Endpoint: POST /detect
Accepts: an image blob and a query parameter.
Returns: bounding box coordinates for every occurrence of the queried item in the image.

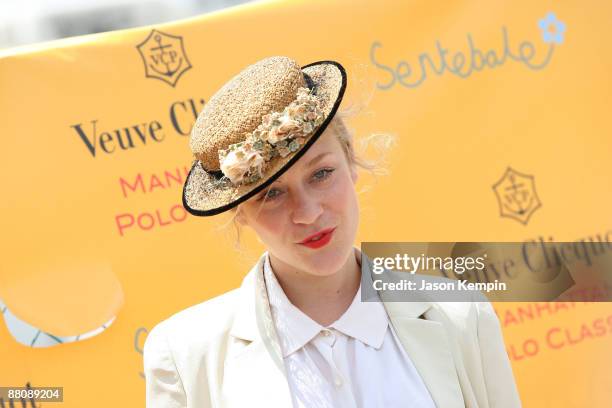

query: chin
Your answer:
[297,241,353,276]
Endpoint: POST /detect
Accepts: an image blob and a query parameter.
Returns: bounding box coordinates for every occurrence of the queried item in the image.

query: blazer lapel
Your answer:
[385,304,466,408]
[223,254,293,408]
[360,249,466,408]
[224,248,469,408]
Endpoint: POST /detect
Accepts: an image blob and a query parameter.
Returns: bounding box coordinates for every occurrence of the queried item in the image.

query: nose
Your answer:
[291,188,323,225]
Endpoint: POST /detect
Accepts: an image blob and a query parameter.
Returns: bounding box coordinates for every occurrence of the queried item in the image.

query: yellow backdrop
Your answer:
[1,0,610,406]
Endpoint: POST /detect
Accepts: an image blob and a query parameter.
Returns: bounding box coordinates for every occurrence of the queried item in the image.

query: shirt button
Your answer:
[321,329,331,337]
[334,377,343,388]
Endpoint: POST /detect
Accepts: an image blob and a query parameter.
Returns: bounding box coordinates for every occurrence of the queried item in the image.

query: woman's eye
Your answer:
[313,168,335,182]
[257,169,334,201]
[259,188,283,201]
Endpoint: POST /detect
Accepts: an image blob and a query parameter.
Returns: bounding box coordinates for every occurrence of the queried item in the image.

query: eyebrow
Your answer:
[271,151,332,184]
[307,151,332,167]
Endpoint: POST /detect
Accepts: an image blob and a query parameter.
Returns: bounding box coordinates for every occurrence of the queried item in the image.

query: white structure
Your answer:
[0,0,253,49]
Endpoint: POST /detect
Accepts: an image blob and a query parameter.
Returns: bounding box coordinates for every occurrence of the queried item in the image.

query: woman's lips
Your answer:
[298,227,336,249]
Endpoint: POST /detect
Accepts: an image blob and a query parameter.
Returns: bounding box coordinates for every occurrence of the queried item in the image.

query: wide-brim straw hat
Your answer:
[182,56,347,216]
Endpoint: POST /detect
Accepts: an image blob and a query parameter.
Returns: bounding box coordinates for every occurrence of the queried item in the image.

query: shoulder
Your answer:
[144,288,242,354]
[431,299,496,339]
[424,290,521,406]
[143,288,246,406]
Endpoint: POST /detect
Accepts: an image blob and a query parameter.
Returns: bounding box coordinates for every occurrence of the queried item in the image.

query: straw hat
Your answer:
[182,56,347,216]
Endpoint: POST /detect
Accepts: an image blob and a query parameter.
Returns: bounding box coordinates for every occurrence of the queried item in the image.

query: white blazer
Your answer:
[144,249,522,407]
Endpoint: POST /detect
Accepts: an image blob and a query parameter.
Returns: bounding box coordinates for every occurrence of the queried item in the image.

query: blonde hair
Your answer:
[216,100,397,254]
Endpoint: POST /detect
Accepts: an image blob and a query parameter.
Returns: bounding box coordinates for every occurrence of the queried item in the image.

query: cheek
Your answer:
[249,212,287,244]
[327,172,359,217]
[323,178,359,252]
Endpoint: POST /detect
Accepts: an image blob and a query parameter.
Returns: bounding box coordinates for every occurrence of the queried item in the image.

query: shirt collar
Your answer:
[263,251,389,357]
[264,252,322,357]
[330,284,388,349]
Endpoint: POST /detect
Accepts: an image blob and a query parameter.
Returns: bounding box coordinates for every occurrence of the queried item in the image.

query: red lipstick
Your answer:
[298,227,336,249]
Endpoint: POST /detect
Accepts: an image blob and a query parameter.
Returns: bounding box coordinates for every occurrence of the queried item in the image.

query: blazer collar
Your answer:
[228,248,466,408]
[228,258,261,342]
[224,253,293,408]
[360,248,466,407]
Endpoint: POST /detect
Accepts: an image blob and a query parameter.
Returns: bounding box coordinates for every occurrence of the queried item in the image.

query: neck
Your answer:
[269,248,361,327]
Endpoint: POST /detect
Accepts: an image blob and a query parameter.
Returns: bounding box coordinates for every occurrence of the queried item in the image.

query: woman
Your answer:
[144,56,522,407]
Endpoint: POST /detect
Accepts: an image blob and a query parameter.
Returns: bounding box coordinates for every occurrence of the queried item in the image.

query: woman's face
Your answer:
[236,125,359,276]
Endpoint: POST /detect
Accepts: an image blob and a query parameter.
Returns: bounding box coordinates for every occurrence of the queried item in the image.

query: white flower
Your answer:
[216,86,324,186]
[220,148,264,184]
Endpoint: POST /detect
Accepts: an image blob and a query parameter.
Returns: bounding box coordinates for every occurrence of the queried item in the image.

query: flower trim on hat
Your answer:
[218,87,325,185]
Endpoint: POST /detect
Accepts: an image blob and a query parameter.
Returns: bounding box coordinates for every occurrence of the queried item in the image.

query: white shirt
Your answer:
[263,253,437,408]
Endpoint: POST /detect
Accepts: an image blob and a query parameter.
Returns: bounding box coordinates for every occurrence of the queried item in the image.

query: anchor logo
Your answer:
[136,29,192,87]
[492,167,542,225]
